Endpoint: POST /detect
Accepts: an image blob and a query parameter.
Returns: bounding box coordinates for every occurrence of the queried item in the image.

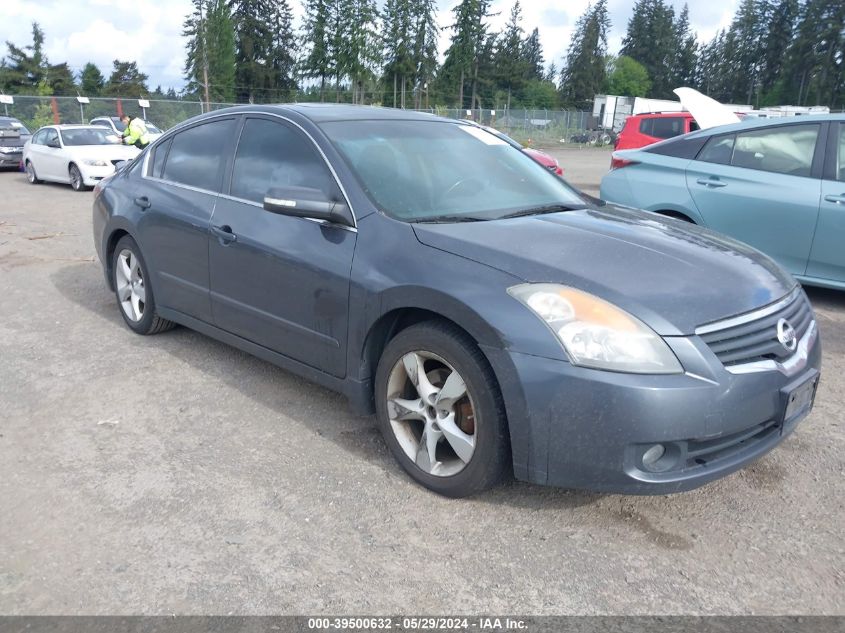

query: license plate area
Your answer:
[781,370,819,433]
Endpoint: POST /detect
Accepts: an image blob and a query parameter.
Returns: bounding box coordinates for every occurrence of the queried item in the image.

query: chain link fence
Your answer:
[2,96,608,147]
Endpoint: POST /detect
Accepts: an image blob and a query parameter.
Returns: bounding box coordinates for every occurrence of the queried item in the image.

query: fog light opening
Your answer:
[642,443,665,468]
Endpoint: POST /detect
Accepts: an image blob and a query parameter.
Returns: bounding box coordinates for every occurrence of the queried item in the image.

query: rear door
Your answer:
[208,115,356,377]
[685,122,823,276]
[807,122,845,283]
[138,116,238,323]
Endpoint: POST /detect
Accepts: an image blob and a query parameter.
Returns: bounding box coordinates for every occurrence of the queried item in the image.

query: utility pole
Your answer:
[199,0,211,111]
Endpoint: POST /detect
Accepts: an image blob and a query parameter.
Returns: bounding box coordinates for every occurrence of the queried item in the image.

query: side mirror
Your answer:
[47,139,60,149]
[113,160,130,171]
[263,186,354,228]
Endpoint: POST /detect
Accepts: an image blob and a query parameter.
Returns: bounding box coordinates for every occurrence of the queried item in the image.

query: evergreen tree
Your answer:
[79,62,104,96]
[410,0,439,108]
[559,0,610,108]
[336,0,380,104]
[494,1,529,109]
[758,0,799,102]
[46,62,76,95]
[778,0,845,106]
[381,0,413,107]
[301,0,334,100]
[522,27,545,82]
[1,22,47,93]
[184,0,237,103]
[673,4,698,89]
[619,0,676,98]
[269,0,298,101]
[722,0,767,104]
[544,61,558,85]
[103,60,150,98]
[229,0,275,102]
[439,0,494,109]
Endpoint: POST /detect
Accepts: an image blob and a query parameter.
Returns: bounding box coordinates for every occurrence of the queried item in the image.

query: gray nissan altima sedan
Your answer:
[93,105,821,497]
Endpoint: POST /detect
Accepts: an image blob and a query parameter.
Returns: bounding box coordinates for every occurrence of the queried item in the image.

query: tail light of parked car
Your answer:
[610,155,639,170]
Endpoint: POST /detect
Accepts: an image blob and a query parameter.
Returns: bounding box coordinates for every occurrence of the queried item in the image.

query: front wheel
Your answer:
[111,235,175,335]
[69,163,88,191]
[375,321,510,497]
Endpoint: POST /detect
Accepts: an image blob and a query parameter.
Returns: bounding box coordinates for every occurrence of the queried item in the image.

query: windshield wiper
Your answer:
[413,215,489,224]
[498,204,581,220]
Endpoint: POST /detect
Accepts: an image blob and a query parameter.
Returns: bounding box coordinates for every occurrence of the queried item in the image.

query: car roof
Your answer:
[682,112,845,139]
[632,111,693,118]
[192,103,449,124]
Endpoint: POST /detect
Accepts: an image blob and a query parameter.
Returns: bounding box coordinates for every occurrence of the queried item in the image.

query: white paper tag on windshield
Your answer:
[458,125,507,145]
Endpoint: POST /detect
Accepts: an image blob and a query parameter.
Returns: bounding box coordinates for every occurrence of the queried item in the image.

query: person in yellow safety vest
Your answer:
[120,113,150,149]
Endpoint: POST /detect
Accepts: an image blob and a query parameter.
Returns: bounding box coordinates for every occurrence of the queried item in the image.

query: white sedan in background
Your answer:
[23,125,139,191]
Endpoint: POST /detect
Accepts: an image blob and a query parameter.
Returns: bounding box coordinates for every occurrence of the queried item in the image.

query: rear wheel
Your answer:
[25,160,42,184]
[375,321,510,497]
[111,235,175,335]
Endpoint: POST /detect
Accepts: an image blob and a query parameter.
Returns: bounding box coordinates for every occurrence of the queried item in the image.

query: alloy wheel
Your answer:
[385,350,477,477]
[115,249,146,322]
[26,162,36,183]
[70,165,82,190]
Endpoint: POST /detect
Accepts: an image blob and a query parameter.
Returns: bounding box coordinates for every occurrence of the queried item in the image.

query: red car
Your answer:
[478,124,564,176]
[614,111,700,151]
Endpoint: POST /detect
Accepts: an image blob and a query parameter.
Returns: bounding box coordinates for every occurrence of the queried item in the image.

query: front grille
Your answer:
[697,289,813,367]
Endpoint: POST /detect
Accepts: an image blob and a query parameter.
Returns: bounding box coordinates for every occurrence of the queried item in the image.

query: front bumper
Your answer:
[484,323,822,494]
[79,163,119,186]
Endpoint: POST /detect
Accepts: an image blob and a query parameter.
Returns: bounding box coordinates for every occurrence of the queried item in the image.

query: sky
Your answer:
[0,0,740,93]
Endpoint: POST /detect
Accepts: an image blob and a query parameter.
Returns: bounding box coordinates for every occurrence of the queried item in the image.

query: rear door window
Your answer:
[162,118,236,192]
[697,135,736,165]
[731,124,820,177]
[639,118,654,137]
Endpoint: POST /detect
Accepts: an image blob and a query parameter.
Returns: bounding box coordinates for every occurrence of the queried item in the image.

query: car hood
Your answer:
[412,206,795,336]
[64,144,139,160]
[673,87,741,129]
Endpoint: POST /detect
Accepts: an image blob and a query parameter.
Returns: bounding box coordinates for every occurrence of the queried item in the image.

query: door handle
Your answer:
[824,194,845,204]
[696,178,727,188]
[134,196,151,209]
[211,224,237,243]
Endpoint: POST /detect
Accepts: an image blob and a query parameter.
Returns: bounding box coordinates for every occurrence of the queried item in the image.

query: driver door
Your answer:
[209,116,356,378]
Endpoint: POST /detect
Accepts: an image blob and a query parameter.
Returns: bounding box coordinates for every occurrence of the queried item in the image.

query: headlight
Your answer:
[82,159,109,166]
[508,283,682,374]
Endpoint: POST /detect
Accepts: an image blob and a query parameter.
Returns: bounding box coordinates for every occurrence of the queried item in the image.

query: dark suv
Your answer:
[0,116,31,169]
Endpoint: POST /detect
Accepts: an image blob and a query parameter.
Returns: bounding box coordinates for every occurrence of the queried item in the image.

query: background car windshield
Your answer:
[321,120,584,221]
[145,122,162,133]
[60,128,115,146]
[1,119,29,134]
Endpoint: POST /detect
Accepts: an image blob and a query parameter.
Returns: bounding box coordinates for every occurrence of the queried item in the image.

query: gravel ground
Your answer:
[0,155,843,615]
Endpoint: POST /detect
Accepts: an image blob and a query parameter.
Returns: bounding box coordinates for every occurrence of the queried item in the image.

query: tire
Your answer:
[111,235,175,335]
[374,320,510,497]
[69,163,88,191]
[25,160,42,184]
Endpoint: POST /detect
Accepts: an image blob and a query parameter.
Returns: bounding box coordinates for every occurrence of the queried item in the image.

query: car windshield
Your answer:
[111,117,126,132]
[0,119,30,134]
[145,122,162,134]
[60,128,116,146]
[321,120,585,222]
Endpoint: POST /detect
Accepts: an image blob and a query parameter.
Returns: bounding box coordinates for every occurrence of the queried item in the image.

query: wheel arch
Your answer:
[103,227,133,290]
[654,208,697,223]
